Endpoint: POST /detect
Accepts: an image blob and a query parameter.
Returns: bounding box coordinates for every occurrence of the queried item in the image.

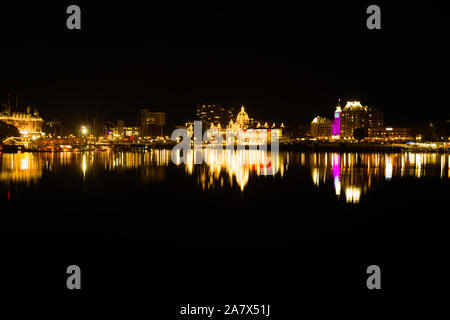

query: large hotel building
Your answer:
[311,100,411,142]
[339,101,383,139]
[0,96,43,136]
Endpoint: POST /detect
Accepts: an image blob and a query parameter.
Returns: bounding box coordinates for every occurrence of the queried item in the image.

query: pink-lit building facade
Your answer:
[331,105,341,138]
[312,100,386,140]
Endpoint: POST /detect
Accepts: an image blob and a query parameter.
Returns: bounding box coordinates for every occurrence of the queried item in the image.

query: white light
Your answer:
[20,157,29,170]
[385,156,393,181]
[345,187,361,203]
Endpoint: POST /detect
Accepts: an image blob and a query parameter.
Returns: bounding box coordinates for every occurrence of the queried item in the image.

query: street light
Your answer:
[80,125,89,150]
[81,125,88,136]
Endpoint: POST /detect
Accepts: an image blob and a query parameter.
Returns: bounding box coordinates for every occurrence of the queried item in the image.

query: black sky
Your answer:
[1,2,449,132]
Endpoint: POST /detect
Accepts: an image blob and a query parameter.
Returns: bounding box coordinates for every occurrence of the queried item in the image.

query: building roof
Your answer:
[311,116,330,124]
[236,106,249,125]
[343,101,364,111]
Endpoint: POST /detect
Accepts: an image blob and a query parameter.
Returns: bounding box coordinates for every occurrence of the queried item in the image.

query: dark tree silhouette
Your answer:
[353,128,367,141]
[0,121,20,140]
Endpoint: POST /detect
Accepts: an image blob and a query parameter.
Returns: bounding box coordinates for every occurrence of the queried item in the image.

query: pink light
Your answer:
[332,111,341,136]
[332,154,341,196]
[332,154,340,179]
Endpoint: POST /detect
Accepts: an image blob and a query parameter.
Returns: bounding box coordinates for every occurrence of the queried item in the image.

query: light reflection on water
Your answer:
[0,153,43,184]
[179,149,285,191]
[305,152,450,203]
[0,150,449,203]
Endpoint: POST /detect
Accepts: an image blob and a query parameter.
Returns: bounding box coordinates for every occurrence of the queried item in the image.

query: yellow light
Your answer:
[345,186,361,203]
[82,153,87,177]
[20,157,29,170]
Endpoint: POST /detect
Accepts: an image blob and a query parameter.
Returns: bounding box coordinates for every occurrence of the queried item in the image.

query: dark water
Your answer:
[0,150,446,297]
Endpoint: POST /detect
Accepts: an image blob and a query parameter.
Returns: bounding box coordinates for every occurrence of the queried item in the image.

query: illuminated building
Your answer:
[366,106,384,129]
[139,109,166,137]
[0,105,43,137]
[196,104,234,129]
[332,101,342,138]
[235,106,250,129]
[340,101,383,139]
[207,122,222,142]
[225,107,282,145]
[201,106,283,146]
[122,126,140,138]
[108,120,140,140]
[340,101,368,139]
[311,116,332,139]
[183,122,194,138]
[367,127,412,142]
[117,120,124,136]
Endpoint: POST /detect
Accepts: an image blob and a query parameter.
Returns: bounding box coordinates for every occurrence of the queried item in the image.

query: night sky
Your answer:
[1,2,449,132]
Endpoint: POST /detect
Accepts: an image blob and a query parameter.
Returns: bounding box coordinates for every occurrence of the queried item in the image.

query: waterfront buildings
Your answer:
[0,112,43,136]
[310,100,412,142]
[311,100,385,140]
[366,106,384,130]
[112,120,140,139]
[338,100,413,141]
[203,106,283,145]
[196,104,235,129]
[339,101,381,139]
[311,116,332,139]
[367,127,411,141]
[139,109,166,137]
[0,96,43,137]
[101,110,166,141]
[226,107,283,145]
[331,104,342,138]
[339,101,367,138]
[339,101,384,139]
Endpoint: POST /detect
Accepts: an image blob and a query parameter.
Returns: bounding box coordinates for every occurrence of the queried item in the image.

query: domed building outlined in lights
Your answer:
[235,106,250,129]
[205,105,284,145]
[225,106,283,145]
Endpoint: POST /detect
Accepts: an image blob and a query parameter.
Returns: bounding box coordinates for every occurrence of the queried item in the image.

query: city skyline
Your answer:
[0,3,448,301]
[1,4,449,129]
[1,93,449,137]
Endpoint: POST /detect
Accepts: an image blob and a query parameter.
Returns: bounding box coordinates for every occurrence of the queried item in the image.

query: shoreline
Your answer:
[1,141,449,153]
[278,142,450,153]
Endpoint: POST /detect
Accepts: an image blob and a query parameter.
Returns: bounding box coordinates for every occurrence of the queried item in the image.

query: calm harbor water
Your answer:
[1,150,449,204]
[1,149,446,296]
